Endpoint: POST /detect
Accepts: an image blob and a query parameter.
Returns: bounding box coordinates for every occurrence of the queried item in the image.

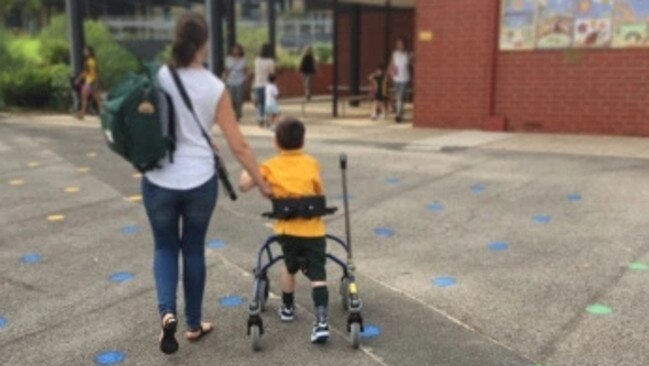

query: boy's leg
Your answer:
[278,236,301,321]
[306,237,329,343]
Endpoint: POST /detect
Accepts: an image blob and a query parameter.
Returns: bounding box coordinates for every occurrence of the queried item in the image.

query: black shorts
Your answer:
[278,235,327,282]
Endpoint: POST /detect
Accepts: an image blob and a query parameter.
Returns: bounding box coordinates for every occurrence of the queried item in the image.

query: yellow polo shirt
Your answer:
[260,150,326,237]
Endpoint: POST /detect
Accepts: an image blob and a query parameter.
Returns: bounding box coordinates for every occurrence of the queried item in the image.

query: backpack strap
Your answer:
[168,66,238,201]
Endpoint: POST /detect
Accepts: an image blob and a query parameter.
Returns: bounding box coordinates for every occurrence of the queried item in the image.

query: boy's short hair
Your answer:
[268,73,277,83]
[275,118,305,150]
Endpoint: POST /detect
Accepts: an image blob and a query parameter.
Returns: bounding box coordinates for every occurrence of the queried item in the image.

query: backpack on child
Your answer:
[99,64,176,173]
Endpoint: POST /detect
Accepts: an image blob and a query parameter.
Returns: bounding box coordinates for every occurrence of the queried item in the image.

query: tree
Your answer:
[0,0,43,20]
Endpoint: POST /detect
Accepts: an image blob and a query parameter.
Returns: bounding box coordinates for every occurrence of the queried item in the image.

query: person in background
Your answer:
[265,74,281,129]
[253,43,276,127]
[145,12,271,355]
[389,37,412,123]
[368,64,389,120]
[75,46,102,120]
[223,43,247,122]
[298,45,316,101]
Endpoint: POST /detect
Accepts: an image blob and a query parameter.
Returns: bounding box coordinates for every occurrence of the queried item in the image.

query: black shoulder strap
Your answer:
[168,66,215,151]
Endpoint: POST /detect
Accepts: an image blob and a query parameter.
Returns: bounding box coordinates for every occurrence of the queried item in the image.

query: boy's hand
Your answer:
[238,171,255,193]
[258,181,273,199]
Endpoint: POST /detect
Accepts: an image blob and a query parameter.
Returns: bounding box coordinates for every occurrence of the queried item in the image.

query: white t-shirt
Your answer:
[265,83,279,107]
[254,57,275,88]
[145,65,225,190]
[392,51,411,83]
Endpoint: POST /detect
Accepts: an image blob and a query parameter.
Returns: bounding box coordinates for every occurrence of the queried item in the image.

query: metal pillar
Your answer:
[384,0,391,62]
[268,0,277,58]
[65,0,85,78]
[349,4,361,104]
[226,0,236,51]
[332,0,339,117]
[207,0,225,76]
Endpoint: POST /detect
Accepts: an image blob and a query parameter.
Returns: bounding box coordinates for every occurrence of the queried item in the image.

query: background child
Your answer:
[265,74,281,128]
[239,118,330,344]
[368,64,389,120]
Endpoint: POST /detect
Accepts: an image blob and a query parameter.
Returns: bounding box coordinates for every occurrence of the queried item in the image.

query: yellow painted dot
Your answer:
[27,162,40,168]
[126,195,142,203]
[9,179,25,186]
[64,187,80,193]
[77,167,90,173]
[86,152,97,158]
[47,214,65,222]
[132,173,143,179]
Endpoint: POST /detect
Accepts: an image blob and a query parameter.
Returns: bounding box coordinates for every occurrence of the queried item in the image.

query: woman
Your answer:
[253,43,275,126]
[143,12,271,355]
[298,45,316,101]
[75,46,102,120]
[223,43,247,121]
[390,37,412,123]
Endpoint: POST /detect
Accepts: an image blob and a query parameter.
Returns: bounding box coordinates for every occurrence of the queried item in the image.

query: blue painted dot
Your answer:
[333,194,354,201]
[373,227,395,238]
[0,316,6,329]
[121,225,140,235]
[385,177,401,185]
[20,252,42,264]
[433,276,456,288]
[488,241,509,252]
[109,272,134,283]
[470,184,486,193]
[360,324,381,339]
[566,193,582,202]
[207,239,226,250]
[427,202,445,213]
[532,215,551,224]
[218,295,244,308]
[95,350,126,365]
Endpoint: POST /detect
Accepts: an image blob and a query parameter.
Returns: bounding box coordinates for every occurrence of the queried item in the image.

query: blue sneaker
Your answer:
[310,320,329,344]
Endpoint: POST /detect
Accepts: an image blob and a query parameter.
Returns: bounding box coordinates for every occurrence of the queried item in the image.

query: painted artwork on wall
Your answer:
[573,0,615,48]
[536,0,575,48]
[612,0,649,47]
[501,0,538,50]
[499,0,649,50]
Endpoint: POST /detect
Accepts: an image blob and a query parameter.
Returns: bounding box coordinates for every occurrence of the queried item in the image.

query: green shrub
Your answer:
[0,64,71,110]
[313,42,333,64]
[1,68,53,108]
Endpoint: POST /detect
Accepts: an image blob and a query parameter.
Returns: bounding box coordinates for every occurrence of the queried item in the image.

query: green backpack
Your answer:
[100,64,175,172]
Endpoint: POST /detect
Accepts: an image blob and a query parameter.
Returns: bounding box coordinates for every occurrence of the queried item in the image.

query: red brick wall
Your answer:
[413,0,500,130]
[413,0,649,136]
[276,64,333,98]
[496,50,649,136]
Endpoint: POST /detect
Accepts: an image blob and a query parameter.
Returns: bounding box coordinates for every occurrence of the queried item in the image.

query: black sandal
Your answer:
[160,314,179,354]
[186,323,213,342]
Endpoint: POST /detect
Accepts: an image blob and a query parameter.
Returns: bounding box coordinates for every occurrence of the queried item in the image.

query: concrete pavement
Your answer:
[2,110,649,365]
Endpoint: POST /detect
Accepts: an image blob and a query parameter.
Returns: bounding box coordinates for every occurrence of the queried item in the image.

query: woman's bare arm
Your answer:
[215,91,272,198]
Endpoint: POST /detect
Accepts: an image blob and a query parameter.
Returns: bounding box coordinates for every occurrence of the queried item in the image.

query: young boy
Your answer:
[239,118,330,344]
[368,64,389,120]
[265,74,281,129]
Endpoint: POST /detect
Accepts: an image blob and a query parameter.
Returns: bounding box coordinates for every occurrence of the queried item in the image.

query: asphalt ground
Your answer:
[1,114,649,366]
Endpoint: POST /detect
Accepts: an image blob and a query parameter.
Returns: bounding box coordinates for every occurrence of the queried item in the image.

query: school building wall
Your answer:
[413,0,649,136]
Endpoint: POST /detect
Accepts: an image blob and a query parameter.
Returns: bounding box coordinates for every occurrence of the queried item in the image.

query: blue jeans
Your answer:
[141,176,218,329]
[255,87,266,121]
[394,82,409,119]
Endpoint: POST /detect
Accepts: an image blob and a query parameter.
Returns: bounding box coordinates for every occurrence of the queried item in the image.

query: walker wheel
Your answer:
[250,325,262,351]
[340,276,351,311]
[349,322,361,349]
